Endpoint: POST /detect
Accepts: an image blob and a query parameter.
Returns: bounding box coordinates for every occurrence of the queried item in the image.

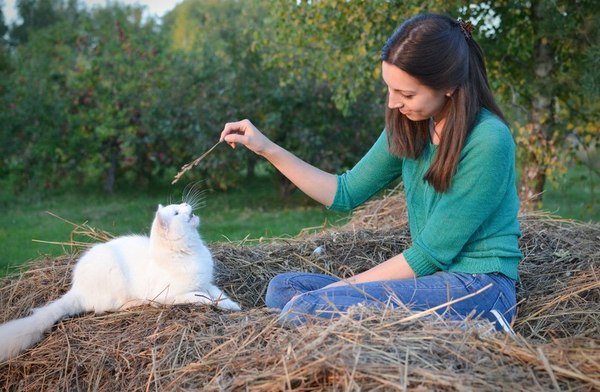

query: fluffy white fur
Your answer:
[0,203,240,362]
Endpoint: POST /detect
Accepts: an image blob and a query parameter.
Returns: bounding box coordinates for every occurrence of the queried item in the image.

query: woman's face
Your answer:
[382,61,450,122]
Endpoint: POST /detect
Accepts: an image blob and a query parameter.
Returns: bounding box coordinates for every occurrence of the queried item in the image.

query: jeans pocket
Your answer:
[451,272,483,290]
[490,274,516,307]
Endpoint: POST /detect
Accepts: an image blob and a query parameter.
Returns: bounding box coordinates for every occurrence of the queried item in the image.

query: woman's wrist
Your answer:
[261,142,292,165]
[258,139,280,159]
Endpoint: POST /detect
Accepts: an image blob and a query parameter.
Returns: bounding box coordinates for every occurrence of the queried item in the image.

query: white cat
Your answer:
[0,202,240,362]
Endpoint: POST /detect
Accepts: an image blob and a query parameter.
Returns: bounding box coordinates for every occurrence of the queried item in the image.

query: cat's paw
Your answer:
[217,298,241,311]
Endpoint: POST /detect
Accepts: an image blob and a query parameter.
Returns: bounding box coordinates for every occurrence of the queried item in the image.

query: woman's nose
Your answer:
[388,98,404,109]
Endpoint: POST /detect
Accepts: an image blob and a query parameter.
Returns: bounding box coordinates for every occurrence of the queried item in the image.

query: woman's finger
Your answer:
[224,132,250,149]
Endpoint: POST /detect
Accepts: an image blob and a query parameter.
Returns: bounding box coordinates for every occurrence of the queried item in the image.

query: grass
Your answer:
[542,163,599,221]
[0,177,350,275]
[0,162,597,276]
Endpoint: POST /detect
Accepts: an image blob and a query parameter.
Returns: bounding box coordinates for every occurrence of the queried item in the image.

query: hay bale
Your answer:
[345,183,408,231]
[331,190,600,341]
[515,214,600,340]
[1,191,599,391]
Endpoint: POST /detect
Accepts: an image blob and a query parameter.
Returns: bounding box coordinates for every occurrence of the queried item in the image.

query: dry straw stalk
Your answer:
[171,141,222,185]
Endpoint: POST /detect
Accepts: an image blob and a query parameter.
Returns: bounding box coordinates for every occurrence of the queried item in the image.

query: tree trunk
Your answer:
[277,173,296,200]
[246,155,257,179]
[518,126,547,209]
[518,1,554,211]
[103,140,119,193]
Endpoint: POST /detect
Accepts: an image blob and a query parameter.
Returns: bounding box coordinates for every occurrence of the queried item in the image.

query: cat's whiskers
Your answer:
[182,181,207,211]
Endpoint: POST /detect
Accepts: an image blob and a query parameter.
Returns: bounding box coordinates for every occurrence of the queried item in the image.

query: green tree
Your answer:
[63,5,171,192]
[0,0,9,72]
[161,0,267,190]
[0,4,178,193]
[261,0,600,209]
[0,0,7,38]
[0,11,83,192]
[260,0,461,113]
[10,0,64,44]
[465,1,600,209]
[163,0,383,196]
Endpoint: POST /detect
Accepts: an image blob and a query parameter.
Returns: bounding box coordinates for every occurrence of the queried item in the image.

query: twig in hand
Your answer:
[172,140,222,185]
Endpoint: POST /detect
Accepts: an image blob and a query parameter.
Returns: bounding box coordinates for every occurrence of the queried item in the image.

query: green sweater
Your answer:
[330,109,522,280]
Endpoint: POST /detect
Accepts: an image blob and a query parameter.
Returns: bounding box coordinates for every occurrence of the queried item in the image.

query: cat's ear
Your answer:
[154,207,168,230]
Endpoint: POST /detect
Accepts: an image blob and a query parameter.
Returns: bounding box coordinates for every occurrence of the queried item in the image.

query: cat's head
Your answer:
[151,203,201,243]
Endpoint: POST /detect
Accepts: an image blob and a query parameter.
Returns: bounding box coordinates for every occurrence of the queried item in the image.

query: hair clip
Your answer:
[457,18,474,40]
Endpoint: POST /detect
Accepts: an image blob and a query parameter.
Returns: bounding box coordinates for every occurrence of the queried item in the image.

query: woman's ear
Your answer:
[445,88,456,97]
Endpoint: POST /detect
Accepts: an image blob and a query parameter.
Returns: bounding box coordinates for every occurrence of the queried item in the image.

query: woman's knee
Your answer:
[265,272,337,309]
[265,272,299,309]
[278,292,326,325]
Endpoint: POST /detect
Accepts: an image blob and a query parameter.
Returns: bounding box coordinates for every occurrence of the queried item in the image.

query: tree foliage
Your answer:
[463,1,600,207]
[0,0,7,39]
[154,0,382,194]
[0,0,9,73]
[0,0,598,209]
[261,0,461,112]
[260,0,600,208]
[0,0,382,196]
[0,3,173,192]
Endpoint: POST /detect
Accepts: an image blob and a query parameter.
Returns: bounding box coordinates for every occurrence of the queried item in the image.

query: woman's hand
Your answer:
[220,119,273,156]
[220,118,338,206]
[322,280,349,289]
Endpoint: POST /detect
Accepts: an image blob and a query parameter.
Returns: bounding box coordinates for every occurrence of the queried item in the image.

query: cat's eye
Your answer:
[174,211,179,215]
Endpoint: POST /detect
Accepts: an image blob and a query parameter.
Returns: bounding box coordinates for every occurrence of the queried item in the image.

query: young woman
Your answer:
[219,13,522,332]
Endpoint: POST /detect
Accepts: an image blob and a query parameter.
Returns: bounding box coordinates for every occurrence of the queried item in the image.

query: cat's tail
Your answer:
[0,290,83,362]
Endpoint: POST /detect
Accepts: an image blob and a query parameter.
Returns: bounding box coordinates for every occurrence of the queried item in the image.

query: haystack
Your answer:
[1,190,599,391]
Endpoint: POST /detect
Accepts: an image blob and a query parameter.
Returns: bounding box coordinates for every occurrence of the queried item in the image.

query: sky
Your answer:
[2,0,184,25]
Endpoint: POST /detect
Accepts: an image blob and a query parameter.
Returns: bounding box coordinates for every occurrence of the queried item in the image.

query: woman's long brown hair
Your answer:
[381,13,506,193]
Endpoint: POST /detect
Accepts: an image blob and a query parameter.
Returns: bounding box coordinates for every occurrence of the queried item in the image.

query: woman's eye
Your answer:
[390,88,413,99]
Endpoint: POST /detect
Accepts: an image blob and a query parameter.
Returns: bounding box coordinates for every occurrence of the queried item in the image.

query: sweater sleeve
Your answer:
[329,130,403,212]
[403,122,518,276]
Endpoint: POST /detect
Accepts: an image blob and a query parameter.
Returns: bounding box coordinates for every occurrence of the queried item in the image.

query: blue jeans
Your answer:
[265,271,517,332]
